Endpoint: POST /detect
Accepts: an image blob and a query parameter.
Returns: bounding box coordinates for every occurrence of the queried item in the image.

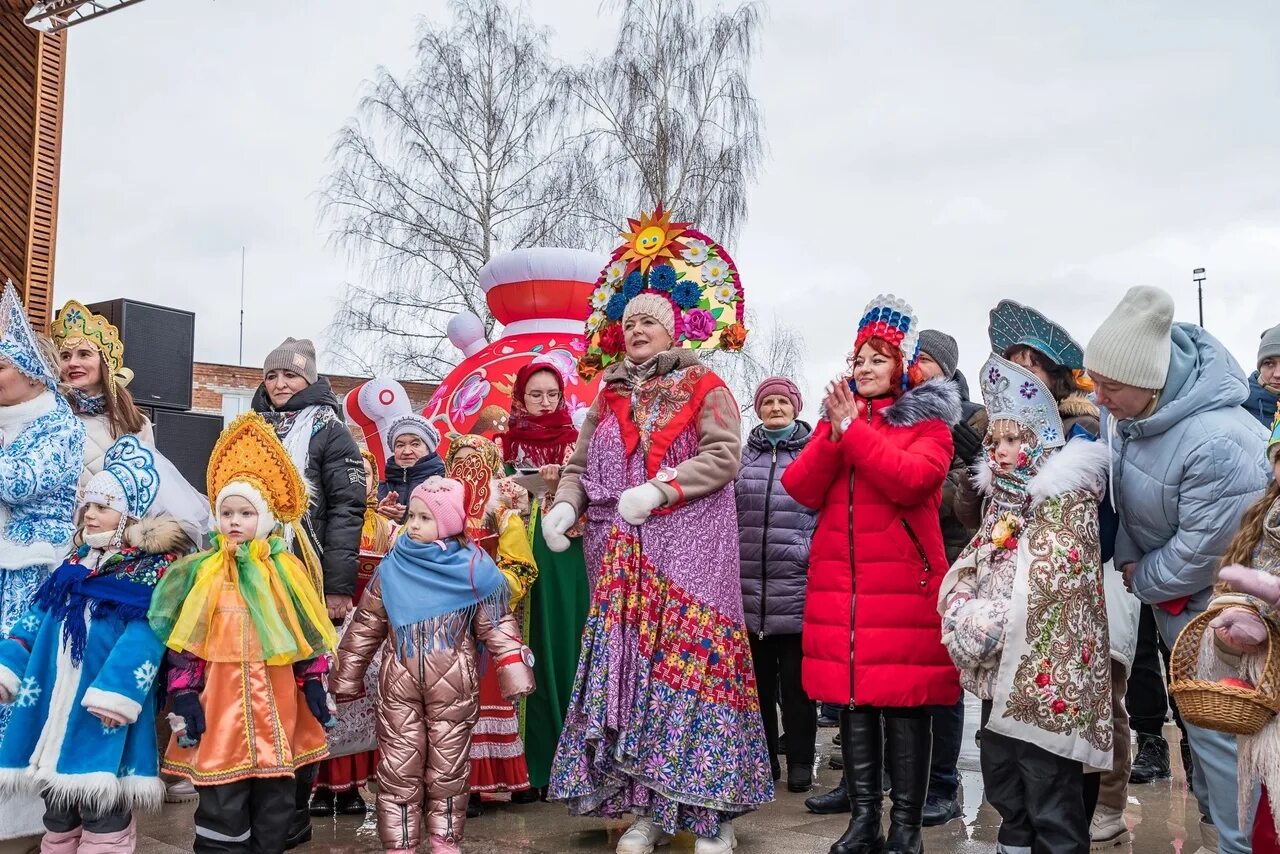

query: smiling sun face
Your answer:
[618,206,690,274]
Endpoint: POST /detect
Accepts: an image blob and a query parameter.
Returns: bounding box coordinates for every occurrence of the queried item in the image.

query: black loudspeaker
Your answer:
[84,299,194,411]
[148,409,222,489]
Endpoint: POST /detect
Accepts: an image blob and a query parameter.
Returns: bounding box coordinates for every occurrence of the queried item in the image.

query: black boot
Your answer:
[882,715,930,854]
[829,709,884,854]
[308,787,335,816]
[334,788,367,815]
[806,777,851,814]
[1129,734,1171,784]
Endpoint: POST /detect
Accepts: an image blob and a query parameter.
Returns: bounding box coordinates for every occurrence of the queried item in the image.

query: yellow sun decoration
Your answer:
[617,206,690,275]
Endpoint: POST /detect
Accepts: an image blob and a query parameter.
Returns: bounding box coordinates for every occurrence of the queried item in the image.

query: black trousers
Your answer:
[980,701,1089,853]
[749,632,816,766]
[928,697,964,801]
[43,796,131,834]
[1126,604,1185,737]
[193,777,295,854]
[289,762,318,839]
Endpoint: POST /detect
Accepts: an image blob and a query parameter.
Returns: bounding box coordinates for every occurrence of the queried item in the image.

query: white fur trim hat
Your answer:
[215,481,278,540]
[1084,286,1175,390]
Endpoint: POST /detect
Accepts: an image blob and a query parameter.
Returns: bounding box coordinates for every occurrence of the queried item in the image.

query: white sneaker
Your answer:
[694,822,737,854]
[616,816,673,854]
[1089,806,1132,849]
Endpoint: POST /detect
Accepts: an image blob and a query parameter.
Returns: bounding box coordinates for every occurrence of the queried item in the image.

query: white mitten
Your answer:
[1219,564,1280,608]
[542,503,578,553]
[618,483,665,526]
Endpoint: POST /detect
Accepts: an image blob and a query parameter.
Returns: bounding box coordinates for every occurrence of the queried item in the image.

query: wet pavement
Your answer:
[134,702,1210,853]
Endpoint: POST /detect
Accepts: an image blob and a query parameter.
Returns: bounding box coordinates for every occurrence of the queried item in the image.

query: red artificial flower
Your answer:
[599,323,625,356]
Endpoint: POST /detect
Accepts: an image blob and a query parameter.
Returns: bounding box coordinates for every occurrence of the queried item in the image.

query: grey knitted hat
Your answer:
[918,330,960,380]
[1258,324,1280,368]
[1084,287,1175,390]
[263,337,318,384]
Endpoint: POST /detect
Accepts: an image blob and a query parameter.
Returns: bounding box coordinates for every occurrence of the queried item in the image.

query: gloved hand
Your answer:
[1210,607,1269,653]
[172,690,206,747]
[618,483,665,526]
[302,679,336,730]
[541,503,578,553]
[1219,564,1280,608]
[951,421,984,464]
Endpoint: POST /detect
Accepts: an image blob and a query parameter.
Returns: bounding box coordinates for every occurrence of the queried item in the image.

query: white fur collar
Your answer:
[0,388,55,434]
[970,438,1110,506]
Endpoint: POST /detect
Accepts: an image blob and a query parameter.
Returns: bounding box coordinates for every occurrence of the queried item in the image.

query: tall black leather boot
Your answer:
[883,715,931,854]
[829,709,885,854]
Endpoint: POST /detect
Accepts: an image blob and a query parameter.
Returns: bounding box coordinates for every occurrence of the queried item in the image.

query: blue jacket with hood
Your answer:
[1105,323,1269,607]
[1245,371,1279,429]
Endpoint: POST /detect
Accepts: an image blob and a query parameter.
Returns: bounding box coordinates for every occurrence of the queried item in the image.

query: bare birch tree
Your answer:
[571,0,765,245]
[705,311,806,425]
[322,0,599,379]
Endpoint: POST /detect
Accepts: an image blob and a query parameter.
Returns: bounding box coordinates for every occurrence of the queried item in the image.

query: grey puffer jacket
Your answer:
[1106,323,1270,608]
[736,421,817,636]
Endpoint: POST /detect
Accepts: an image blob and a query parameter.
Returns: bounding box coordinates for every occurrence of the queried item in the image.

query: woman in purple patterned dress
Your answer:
[541,292,772,854]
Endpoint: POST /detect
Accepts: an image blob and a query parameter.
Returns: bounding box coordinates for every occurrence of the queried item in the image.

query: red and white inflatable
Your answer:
[422,248,608,455]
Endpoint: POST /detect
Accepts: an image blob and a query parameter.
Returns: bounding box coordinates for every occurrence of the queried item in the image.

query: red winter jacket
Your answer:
[782,379,962,709]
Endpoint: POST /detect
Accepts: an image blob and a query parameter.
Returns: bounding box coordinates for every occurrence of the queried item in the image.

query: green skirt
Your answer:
[522,507,590,789]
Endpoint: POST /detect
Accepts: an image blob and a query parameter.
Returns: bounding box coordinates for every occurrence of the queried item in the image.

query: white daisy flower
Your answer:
[713,284,736,304]
[701,259,730,285]
[605,260,628,283]
[590,286,613,310]
[680,239,709,265]
[587,311,605,332]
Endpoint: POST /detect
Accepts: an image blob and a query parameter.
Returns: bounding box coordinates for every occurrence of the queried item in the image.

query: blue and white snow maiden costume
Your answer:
[0,281,85,839]
[0,435,191,843]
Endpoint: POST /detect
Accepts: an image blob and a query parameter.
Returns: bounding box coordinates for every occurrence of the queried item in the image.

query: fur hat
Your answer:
[754,376,803,416]
[1084,287,1175,390]
[622,292,676,341]
[410,477,466,539]
[264,337,318,384]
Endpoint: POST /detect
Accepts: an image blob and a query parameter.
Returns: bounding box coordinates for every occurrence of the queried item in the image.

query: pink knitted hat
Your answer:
[409,477,467,539]
[754,376,803,416]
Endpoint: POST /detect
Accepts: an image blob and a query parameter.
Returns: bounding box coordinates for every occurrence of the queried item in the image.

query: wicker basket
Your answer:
[1169,608,1280,736]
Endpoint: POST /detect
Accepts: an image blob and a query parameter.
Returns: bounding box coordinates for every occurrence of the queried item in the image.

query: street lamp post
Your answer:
[1193,268,1206,328]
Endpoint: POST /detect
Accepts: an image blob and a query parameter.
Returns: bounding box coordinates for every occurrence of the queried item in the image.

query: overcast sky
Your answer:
[56,0,1280,414]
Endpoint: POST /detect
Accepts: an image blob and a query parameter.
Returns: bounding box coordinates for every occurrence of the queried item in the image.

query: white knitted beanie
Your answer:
[622,292,676,340]
[1084,286,1175,390]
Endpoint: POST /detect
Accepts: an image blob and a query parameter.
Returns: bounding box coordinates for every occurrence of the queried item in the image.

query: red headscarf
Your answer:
[502,363,578,467]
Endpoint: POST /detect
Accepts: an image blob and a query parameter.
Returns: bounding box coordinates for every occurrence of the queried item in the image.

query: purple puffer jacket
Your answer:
[736,421,817,636]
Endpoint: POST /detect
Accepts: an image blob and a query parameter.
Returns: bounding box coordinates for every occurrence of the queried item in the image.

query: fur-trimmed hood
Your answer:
[881,378,963,429]
[124,515,193,555]
[972,437,1110,506]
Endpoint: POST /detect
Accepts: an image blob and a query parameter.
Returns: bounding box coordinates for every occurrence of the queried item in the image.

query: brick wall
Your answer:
[193,362,437,420]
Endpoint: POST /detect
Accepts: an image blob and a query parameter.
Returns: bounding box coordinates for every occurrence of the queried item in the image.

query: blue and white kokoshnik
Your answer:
[988,299,1085,372]
[0,280,58,390]
[82,436,161,520]
[980,353,1066,449]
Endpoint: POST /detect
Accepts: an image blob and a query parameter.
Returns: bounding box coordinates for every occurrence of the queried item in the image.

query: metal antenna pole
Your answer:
[1193,267,1206,328]
[239,246,246,365]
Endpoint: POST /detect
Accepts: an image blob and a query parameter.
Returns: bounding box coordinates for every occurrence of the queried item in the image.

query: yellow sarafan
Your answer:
[207,412,308,524]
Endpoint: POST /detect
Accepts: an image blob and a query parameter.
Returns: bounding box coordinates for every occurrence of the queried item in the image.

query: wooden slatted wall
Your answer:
[0,3,66,329]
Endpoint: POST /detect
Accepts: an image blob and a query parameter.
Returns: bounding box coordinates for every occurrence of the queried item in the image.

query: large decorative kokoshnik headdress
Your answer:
[979,353,1066,449]
[51,299,134,393]
[0,279,57,390]
[207,412,309,525]
[578,205,747,378]
[987,299,1084,371]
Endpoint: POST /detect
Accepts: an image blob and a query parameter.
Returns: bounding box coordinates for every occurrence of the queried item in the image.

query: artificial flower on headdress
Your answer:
[51,299,133,395]
[578,205,747,376]
[0,279,58,390]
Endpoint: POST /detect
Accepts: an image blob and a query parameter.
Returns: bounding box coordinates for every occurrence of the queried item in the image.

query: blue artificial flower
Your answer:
[623,271,645,301]
[649,264,676,291]
[606,293,628,321]
[672,280,701,309]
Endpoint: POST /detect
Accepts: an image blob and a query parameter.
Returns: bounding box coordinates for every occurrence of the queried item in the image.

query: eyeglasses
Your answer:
[526,391,561,403]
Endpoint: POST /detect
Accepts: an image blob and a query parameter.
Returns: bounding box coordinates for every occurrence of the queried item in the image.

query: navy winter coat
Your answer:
[736,421,817,636]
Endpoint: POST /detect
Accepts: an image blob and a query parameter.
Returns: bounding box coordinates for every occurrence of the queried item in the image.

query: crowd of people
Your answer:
[0,275,1277,854]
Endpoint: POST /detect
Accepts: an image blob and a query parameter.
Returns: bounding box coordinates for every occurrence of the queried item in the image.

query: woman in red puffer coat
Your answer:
[782,294,961,854]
